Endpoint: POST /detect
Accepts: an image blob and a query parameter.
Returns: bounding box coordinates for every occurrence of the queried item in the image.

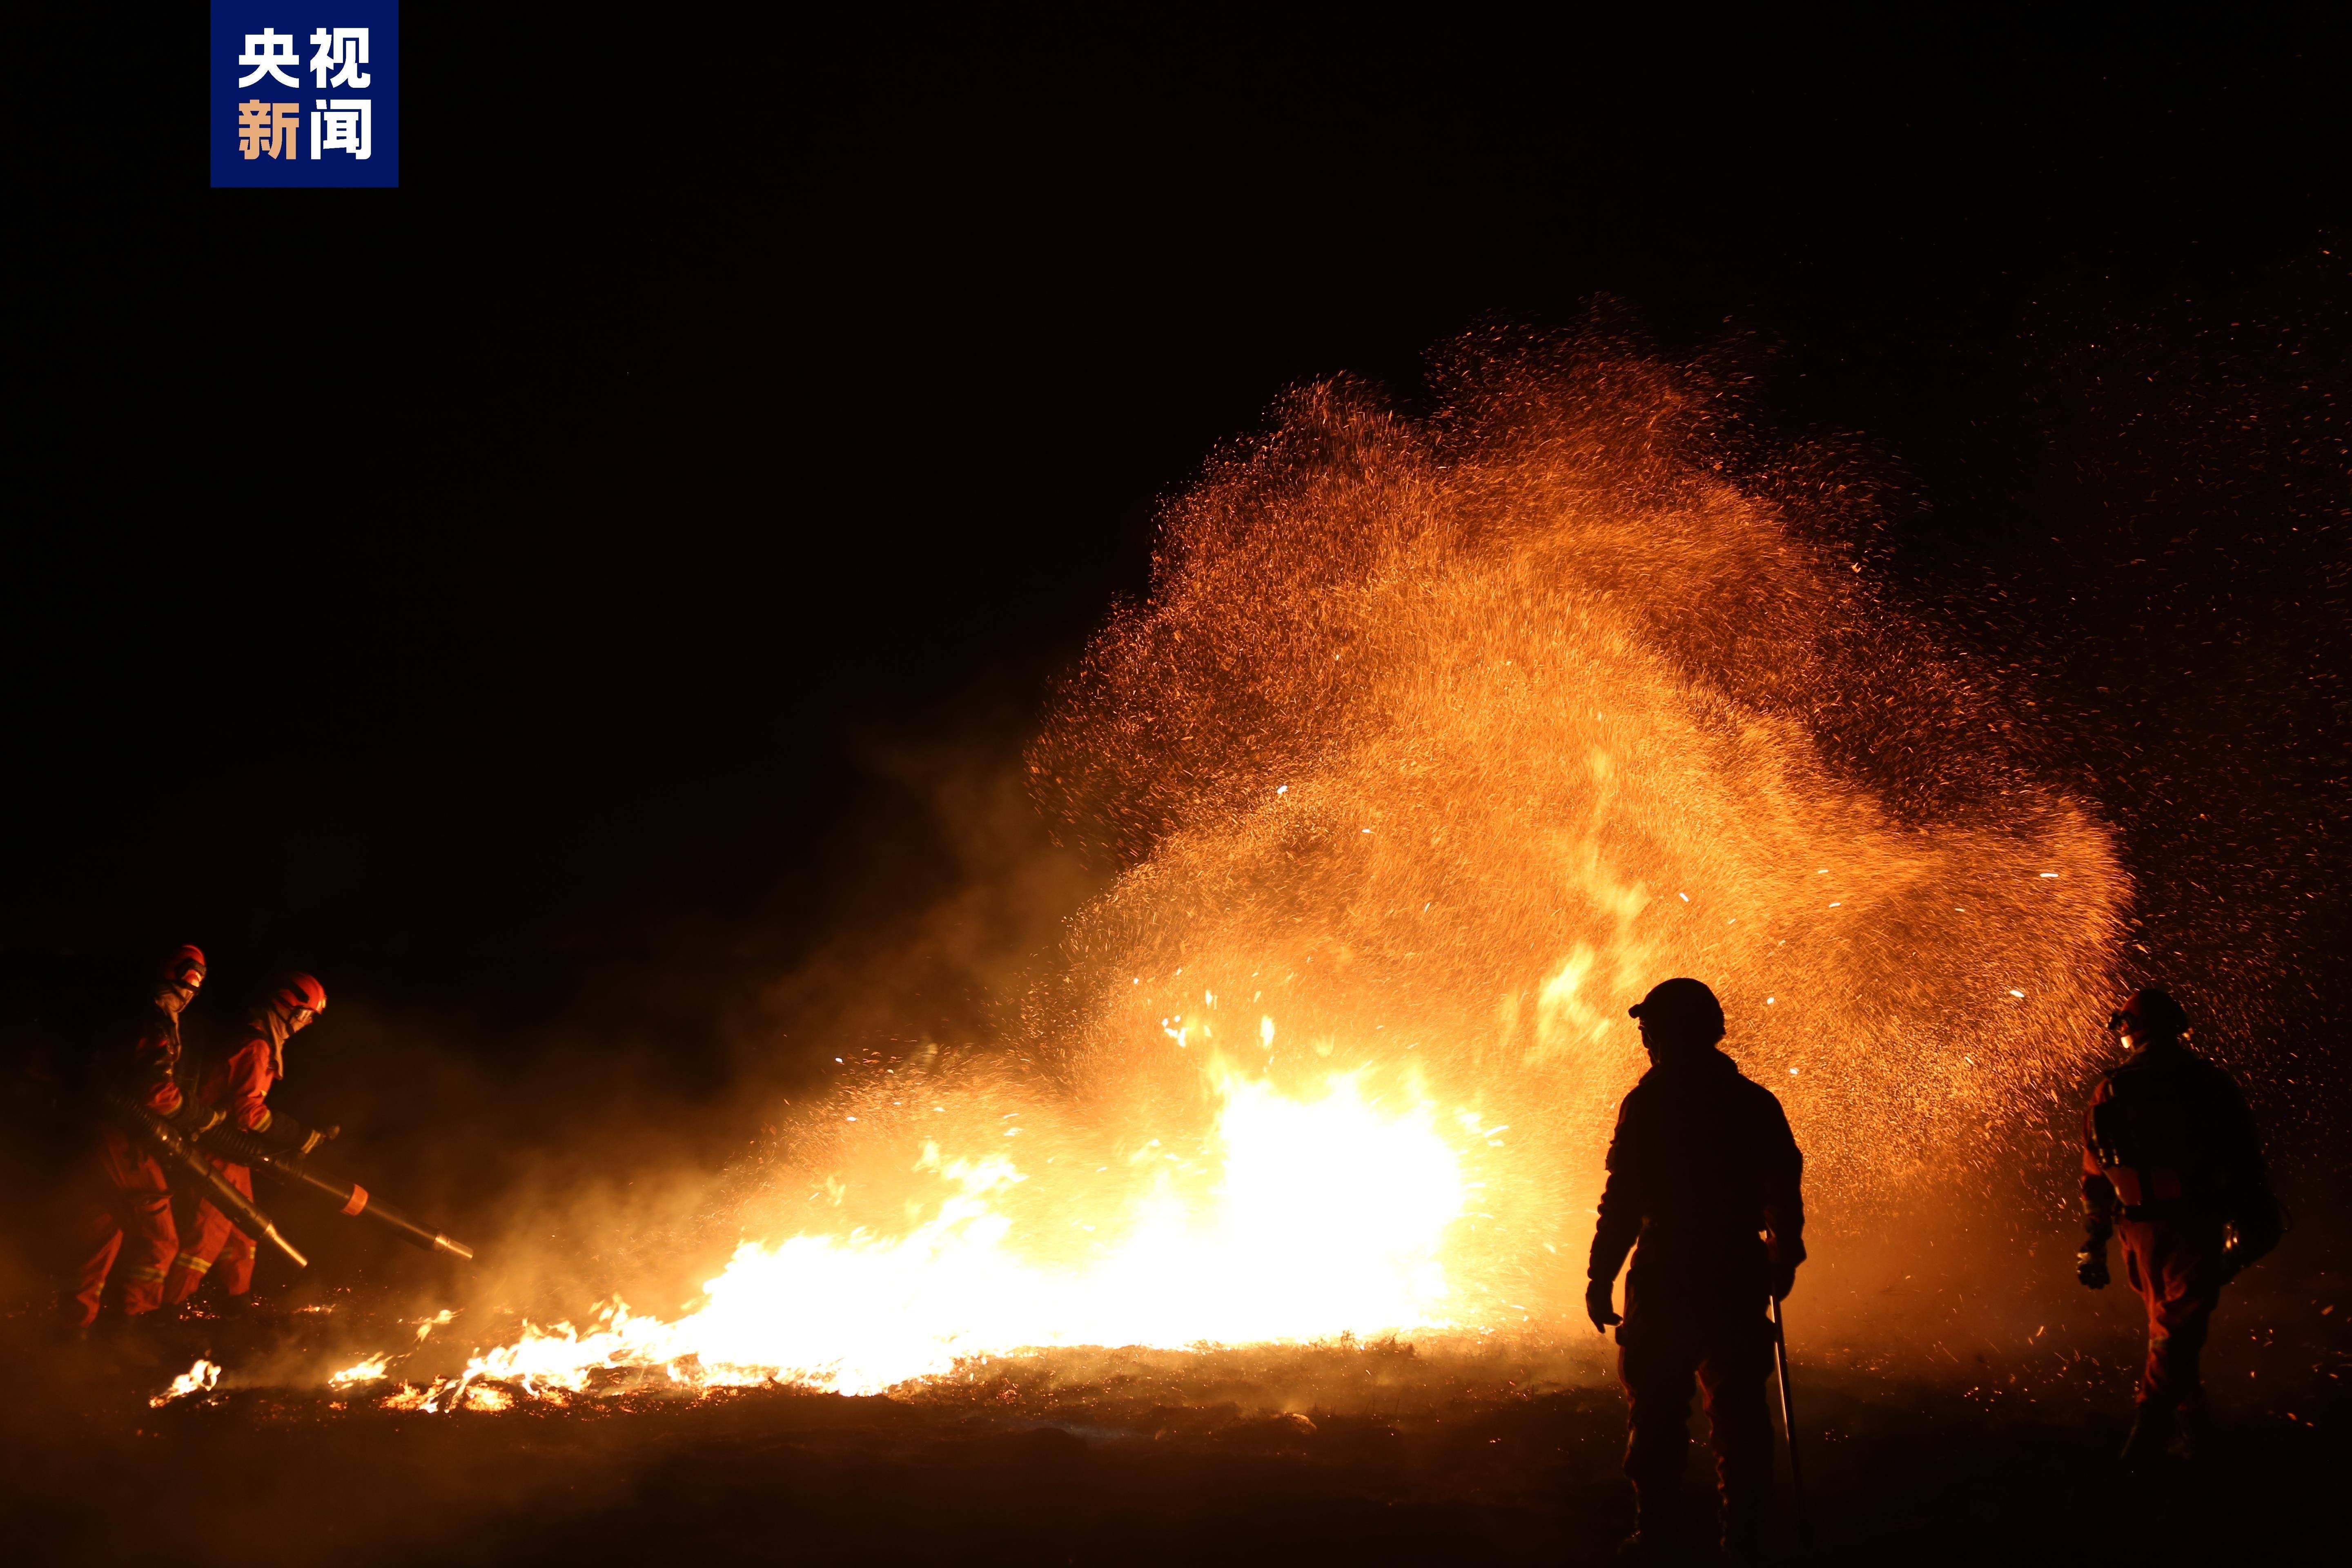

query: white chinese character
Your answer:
[237,27,301,88]
[308,27,372,89]
[312,98,372,161]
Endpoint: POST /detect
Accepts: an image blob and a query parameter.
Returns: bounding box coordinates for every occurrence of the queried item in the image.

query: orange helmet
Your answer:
[270,972,328,1016]
[160,944,207,991]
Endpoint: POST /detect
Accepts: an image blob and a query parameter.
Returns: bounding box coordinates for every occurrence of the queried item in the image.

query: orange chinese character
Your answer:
[236,100,301,160]
[238,99,271,160]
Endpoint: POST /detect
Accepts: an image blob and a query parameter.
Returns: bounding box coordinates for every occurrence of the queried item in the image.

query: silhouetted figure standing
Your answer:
[1588,978,1804,1564]
[2077,987,2278,1468]
[64,945,210,1334]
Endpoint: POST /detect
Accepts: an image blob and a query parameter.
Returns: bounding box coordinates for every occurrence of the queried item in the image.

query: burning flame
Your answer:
[449,1067,1468,1399]
[151,1358,221,1407]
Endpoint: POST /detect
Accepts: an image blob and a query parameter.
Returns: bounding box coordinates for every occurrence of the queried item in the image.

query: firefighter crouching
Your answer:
[1587,978,1806,1564]
[65,945,213,1335]
[2077,987,2280,1467]
[162,972,329,1311]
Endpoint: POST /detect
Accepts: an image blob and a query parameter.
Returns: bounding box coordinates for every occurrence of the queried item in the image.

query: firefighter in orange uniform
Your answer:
[162,972,330,1310]
[1587,978,1805,1565]
[2078,987,2279,1467]
[65,944,210,1332]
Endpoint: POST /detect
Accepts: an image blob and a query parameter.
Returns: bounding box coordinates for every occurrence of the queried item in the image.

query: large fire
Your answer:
[355,1068,1478,1400]
[332,337,2128,1405]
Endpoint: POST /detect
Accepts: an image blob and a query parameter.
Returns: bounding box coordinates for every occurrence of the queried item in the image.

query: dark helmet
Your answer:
[1628,978,1726,1045]
[2110,987,2188,1040]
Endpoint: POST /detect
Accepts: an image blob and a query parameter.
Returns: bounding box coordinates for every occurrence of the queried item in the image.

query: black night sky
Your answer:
[16,12,2347,1167]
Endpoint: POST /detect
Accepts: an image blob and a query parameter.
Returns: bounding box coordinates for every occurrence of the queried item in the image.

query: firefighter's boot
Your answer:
[1720,1515,1766,1564]
[96,1311,167,1371]
[2120,1401,2174,1471]
[1619,1493,1685,1560]
[2175,1399,2216,1464]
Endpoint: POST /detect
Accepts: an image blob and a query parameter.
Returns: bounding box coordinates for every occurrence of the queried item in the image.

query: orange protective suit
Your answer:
[162,1034,278,1305]
[65,1009,185,1327]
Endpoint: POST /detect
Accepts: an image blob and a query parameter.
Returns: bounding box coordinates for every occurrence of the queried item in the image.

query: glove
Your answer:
[2076,1245,2109,1290]
[1768,1260,1798,1302]
[257,1109,333,1159]
[165,1098,223,1136]
[2222,1192,2283,1280]
[1585,1277,1622,1333]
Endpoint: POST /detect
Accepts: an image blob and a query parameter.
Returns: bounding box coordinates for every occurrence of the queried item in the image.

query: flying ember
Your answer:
[364,336,2129,1403]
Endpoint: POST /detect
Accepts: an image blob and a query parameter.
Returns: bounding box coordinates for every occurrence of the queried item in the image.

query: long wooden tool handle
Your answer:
[1771,1293,1815,1549]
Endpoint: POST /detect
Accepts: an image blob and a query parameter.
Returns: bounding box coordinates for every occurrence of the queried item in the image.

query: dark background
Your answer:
[11,11,2345,1290]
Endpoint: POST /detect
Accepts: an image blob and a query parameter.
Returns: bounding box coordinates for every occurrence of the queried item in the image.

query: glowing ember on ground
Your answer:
[152,1359,221,1407]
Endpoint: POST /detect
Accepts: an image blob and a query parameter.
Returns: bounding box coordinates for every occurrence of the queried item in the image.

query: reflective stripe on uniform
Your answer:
[171,1252,214,1275]
[252,1107,272,1131]
[126,1264,169,1283]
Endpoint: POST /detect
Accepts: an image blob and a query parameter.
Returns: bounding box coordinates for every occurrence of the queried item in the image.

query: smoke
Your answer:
[426,327,2135,1379]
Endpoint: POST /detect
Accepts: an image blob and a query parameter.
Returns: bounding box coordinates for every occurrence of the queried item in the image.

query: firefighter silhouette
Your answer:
[2078,987,2280,1467]
[1588,978,1804,1564]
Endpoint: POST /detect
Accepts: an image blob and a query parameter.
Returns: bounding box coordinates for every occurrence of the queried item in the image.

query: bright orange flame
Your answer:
[151,1358,220,1407]
[454,1066,1471,1399]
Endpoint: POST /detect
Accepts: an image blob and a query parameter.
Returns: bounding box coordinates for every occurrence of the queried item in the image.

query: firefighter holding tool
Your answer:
[63,944,213,1335]
[2077,987,2280,1468]
[162,972,330,1311]
[1587,978,1805,1565]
